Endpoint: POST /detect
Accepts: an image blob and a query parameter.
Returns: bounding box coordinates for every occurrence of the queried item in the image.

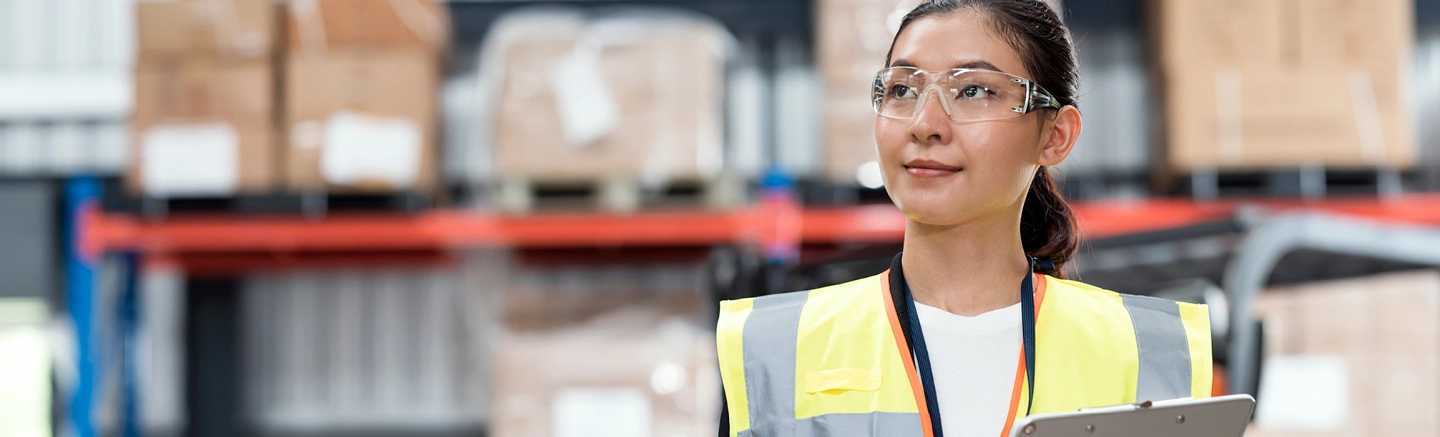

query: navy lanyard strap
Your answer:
[1020,259,1038,416]
[902,279,946,435]
[888,254,1040,437]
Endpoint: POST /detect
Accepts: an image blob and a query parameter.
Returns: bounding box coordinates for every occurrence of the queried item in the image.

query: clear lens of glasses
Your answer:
[871,67,1057,122]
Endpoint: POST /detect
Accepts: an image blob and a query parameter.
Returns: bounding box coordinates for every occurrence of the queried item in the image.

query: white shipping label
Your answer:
[321,111,422,188]
[550,48,619,148]
[553,388,651,437]
[1255,355,1349,432]
[141,123,240,197]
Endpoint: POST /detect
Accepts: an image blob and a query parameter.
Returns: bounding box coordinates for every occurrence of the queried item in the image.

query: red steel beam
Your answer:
[89,195,1440,255]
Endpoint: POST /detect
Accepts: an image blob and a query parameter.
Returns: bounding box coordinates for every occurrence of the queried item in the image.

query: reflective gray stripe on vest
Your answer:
[738,412,923,437]
[1121,294,1193,402]
[741,291,809,437]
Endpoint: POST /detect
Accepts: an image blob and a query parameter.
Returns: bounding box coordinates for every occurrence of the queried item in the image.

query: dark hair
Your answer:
[886,0,1080,277]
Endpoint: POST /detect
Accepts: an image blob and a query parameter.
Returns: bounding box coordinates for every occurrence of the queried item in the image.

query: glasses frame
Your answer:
[870,67,1063,121]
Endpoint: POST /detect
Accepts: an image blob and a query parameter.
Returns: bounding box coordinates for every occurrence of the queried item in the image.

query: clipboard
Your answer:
[1007,395,1256,437]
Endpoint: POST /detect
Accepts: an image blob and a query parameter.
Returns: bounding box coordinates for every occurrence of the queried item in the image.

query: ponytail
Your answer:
[1021,167,1077,278]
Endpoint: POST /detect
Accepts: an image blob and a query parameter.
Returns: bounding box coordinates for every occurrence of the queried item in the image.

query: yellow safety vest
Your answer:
[716,270,1212,437]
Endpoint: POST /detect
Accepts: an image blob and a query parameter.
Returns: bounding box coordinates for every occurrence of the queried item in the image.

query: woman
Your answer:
[715,1,1212,436]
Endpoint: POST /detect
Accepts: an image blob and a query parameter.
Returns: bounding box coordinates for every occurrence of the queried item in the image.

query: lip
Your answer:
[903,159,962,179]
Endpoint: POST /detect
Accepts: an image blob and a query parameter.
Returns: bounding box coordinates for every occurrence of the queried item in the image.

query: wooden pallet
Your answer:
[1055,171,1151,201]
[103,185,435,220]
[1173,167,1405,200]
[490,175,746,214]
[796,180,891,205]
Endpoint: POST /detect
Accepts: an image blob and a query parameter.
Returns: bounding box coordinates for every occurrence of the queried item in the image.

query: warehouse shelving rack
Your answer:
[67,184,1440,436]
[64,154,1440,436]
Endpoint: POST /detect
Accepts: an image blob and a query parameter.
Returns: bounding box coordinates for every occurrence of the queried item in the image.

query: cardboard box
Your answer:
[489,19,726,181]
[285,0,448,52]
[492,318,719,437]
[133,57,274,123]
[1246,271,1440,437]
[1156,0,1415,170]
[284,49,440,192]
[128,58,279,196]
[1163,67,1413,169]
[1155,0,1412,76]
[1152,0,1285,70]
[490,260,718,437]
[132,0,284,196]
[136,0,277,61]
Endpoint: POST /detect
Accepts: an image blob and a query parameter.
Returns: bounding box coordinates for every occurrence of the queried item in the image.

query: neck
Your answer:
[901,212,1031,317]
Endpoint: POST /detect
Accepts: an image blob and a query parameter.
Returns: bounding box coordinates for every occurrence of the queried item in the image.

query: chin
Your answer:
[889,188,973,227]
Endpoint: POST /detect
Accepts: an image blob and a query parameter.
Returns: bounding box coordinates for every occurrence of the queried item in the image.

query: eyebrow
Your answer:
[889,58,1006,74]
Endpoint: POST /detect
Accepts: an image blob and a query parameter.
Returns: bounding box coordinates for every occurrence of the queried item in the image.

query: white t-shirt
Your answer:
[914,301,1023,437]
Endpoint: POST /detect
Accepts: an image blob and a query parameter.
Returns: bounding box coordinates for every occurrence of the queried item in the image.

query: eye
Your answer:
[889,84,917,99]
[957,85,992,99]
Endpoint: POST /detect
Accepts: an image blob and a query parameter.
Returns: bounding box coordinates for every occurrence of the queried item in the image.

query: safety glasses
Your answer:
[871,67,1062,122]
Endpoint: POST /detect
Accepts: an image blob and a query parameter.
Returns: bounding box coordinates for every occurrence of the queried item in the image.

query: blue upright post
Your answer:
[65,176,101,437]
[120,251,143,437]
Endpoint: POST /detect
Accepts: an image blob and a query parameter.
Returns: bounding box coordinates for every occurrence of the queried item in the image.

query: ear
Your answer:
[1037,106,1081,167]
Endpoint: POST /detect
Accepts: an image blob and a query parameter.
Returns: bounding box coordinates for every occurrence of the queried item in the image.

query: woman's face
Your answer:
[877,11,1057,226]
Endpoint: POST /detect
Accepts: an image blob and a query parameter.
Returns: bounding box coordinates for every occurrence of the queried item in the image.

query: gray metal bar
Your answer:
[1225,212,1440,395]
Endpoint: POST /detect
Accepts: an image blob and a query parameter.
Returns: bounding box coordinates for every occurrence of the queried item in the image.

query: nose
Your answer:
[908,84,954,145]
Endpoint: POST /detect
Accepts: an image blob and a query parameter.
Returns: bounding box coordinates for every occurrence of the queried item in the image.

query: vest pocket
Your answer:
[804,368,883,393]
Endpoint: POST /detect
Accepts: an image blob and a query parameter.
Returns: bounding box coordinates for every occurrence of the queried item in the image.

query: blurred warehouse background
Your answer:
[0,0,1439,436]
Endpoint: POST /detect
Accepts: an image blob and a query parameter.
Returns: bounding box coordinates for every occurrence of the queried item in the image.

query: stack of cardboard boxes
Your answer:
[130,0,280,197]
[129,0,446,198]
[284,0,447,193]
[1155,0,1416,172]
[1248,270,1440,436]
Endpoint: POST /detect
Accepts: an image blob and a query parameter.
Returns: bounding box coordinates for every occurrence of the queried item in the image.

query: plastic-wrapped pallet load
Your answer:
[128,0,280,197]
[815,0,920,185]
[1154,0,1416,172]
[1246,270,1440,437]
[815,0,1060,185]
[475,9,733,212]
[283,0,447,194]
[487,259,719,437]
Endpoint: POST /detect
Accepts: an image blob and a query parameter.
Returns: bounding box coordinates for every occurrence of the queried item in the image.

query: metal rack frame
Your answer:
[1224,212,1440,395]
